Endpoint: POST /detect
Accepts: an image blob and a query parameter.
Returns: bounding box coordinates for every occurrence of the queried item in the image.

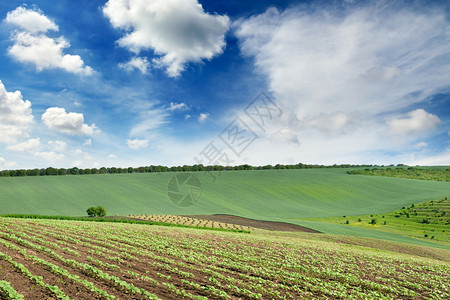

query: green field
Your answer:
[298,198,450,246]
[0,169,449,248]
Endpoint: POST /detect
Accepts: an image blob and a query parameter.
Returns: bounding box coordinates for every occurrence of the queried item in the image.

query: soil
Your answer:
[184,214,322,233]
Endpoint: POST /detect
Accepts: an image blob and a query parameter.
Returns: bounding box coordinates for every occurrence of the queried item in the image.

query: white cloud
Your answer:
[103,0,230,77]
[185,114,192,120]
[269,128,299,144]
[236,6,450,119]
[0,81,34,144]
[108,154,117,159]
[6,138,41,152]
[408,149,450,166]
[83,138,92,146]
[234,3,450,162]
[167,102,188,112]
[387,109,441,136]
[414,141,428,149]
[5,6,58,34]
[118,56,150,74]
[127,138,148,149]
[5,6,93,75]
[6,138,64,161]
[73,149,93,160]
[48,140,67,151]
[42,107,98,136]
[0,157,16,168]
[34,151,64,161]
[198,113,209,122]
[129,106,168,137]
[306,112,355,133]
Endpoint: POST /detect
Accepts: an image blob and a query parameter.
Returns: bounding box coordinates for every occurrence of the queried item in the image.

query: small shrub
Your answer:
[357,218,362,222]
[383,221,387,225]
[421,218,431,224]
[345,220,349,224]
[370,219,377,225]
[424,234,428,237]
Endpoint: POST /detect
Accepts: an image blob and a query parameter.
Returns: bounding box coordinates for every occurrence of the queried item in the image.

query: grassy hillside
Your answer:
[0,168,448,247]
[297,197,450,246]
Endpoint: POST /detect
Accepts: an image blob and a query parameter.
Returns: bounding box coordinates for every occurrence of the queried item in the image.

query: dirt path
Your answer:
[184,214,322,233]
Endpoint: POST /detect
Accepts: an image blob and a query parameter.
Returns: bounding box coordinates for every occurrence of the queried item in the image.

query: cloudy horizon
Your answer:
[0,0,449,169]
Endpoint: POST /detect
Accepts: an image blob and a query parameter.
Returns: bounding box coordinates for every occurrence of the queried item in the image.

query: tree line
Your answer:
[0,163,389,178]
[347,167,449,182]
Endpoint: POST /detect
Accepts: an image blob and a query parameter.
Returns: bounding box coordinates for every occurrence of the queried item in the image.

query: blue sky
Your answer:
[0,0,449,169]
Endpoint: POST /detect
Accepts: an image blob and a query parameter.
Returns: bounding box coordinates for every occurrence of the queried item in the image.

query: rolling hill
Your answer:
[0,168,448,247]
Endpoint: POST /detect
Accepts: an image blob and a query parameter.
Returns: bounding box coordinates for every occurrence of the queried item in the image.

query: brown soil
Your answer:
[184,214,322,233]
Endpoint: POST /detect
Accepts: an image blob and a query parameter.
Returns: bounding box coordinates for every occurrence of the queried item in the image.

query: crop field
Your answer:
[0,169,448,243]
[0,218,449,299]
[128,214,253,231]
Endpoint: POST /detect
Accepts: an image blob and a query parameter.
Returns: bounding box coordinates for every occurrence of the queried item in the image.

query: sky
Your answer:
[0,0,449,169]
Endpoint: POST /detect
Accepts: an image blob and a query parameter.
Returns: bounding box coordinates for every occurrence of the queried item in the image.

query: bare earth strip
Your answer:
[185,214,322,233]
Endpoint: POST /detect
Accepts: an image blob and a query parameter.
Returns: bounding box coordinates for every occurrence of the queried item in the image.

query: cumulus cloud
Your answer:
[0,81,34,144]
[234,3,450,162]
[387,109,441,136]
[6,138,40,152]
[34,151,64,161]
[5,6,93,75]
[83,138,92,146]
[103,0,230,77]
[74,149,93,160]
[198,113,209,122]
[48,140,67,151]
[41,107,98,136]
[5,6,58,33]
[108,154,117,159]
[127,138,148,149]
[118,56,150,74]
[167,102,188,112]
[6,138,64,161]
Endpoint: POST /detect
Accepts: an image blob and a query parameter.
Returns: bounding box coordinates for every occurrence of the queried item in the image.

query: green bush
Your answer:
[86,206,107,217]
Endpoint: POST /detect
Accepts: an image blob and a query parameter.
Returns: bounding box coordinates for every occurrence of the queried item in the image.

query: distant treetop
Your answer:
[1,163,396,178]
